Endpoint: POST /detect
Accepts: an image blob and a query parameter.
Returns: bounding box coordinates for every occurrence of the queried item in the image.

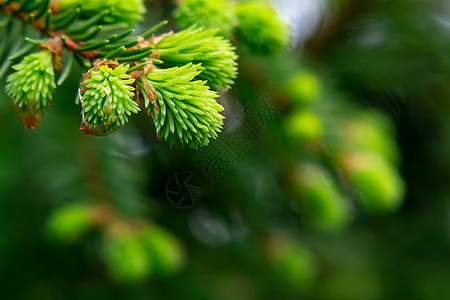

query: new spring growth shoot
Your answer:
[0,1,238,149]
[145,63,224,149]
[155,27,238,91]
[6,50,56,129]
[80,62,139,136]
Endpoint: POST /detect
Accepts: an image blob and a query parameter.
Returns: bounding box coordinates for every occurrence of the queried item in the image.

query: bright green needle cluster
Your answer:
[6,50,56,111]
[154,27,238,91]
[81,64,139,136]
[58,0,146,25]
[6,50,56,128]
[236,0,289,55]
[175,0,236,37]
[145,63,224,149]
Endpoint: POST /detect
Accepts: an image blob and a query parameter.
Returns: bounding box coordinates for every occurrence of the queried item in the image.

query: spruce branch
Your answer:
[0,1,238,148]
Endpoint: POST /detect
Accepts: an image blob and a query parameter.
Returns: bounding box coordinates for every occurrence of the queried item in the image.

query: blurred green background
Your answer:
[0,0,449,299]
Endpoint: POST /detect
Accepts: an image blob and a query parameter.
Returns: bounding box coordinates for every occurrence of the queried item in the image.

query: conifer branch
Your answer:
[0,0,238,148]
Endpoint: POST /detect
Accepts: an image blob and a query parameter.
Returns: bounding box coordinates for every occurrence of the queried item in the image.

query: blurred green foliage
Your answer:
[46,203,94,243]
[175,0,235,37]
[292,163,353,232]
[0,0,449,299]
